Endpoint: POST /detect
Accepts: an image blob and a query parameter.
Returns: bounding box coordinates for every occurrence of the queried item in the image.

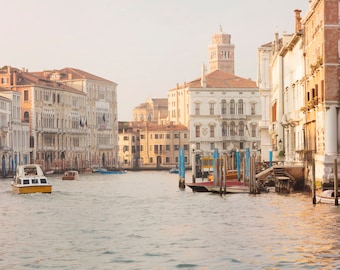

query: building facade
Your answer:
[133,97,168,123]
[118,121,190,169]
[258,0,340,189]
[168,30,261,170]
[0,88,30,172]
[0,66,118,172]
[42,68,119,169]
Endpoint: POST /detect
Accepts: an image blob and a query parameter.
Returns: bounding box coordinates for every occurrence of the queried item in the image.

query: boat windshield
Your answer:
[40,179,47,184]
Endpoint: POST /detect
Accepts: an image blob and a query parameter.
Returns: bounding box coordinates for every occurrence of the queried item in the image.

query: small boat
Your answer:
[316,190,340,204]
[169,167,179,174]
[11,164,52,194]
[45,170,54,175]
[93,168,107,173]
[186,180,245,192]
[100,170,127,174]
[62,170,79,180]
[83,168,93,174]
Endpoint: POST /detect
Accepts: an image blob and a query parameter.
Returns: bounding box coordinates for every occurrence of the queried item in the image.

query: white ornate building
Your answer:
[168,29,261,166]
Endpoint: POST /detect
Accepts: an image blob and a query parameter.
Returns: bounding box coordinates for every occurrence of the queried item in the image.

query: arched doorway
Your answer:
[156,156,162,167]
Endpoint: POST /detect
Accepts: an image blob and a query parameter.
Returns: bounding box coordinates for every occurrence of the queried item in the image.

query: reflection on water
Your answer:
[0,171,340,269]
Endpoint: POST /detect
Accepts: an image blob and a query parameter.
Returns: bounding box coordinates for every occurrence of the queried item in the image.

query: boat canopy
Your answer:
[17,165,45,177]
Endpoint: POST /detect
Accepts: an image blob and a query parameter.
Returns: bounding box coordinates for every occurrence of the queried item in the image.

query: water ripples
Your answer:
[1,171,340,269]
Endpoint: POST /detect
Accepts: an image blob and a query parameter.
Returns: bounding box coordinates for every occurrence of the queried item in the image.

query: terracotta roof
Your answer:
[151,98,168,107]
[15,72,85,94]
[260,41,273,48]
[123,121,188,132]
[58,67,115,83]
[143,123,188,132]
[0,86,10,91]
[171,70,257,90]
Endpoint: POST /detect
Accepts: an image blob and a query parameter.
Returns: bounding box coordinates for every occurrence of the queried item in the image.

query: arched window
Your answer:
[195,125,200,138]
[222,121,227,136]
[221,99,226,115]
[230,100,235,115]
[230,121,236,136]
[24,111,29,123]
[238,99,243,114]
[239,121,244,136]
[209,125,215,137]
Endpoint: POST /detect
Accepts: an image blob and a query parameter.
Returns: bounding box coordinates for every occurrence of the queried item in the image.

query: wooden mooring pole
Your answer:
[312,157,316,205]
[334,159,338,206]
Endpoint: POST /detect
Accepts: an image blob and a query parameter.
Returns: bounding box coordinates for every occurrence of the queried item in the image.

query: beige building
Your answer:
[118,121,190,169]
[0,86,14,173]
[133,97,168,123]
[0,88,30,172]
[118,122,140,169]
[138,122,189,168]
[1,67,88,171]
[0,66,119,172]
[258,0,340,189]
[42,68,119,169]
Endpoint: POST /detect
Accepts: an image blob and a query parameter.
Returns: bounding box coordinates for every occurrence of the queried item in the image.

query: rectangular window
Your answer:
[195,103,200,115]
[251,126,256,137]
[209,103,214,115]
[24,90,29,101]
[196,143,200,150]
[251,104,256,115]
[210,126,215,137]
[195,126,200,137]
[210,143,215,150]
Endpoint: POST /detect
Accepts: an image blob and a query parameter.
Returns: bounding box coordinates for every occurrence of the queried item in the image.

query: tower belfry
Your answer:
[208,27,235,74]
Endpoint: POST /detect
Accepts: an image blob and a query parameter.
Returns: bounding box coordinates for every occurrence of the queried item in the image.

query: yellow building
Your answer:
[118,121,189,169]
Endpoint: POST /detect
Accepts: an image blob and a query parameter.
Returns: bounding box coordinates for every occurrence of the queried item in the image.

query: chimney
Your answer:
[13,71,17,86]
[294,9,302,33]
[200,63,206,87]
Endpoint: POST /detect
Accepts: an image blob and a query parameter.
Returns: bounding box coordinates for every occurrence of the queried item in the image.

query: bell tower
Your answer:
[208,26,235,74]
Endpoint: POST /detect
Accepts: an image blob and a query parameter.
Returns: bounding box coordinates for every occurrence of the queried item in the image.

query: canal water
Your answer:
[1,171,340,270]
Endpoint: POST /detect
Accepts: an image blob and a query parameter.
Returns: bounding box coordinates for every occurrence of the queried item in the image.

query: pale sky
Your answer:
[1,0,309,121]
